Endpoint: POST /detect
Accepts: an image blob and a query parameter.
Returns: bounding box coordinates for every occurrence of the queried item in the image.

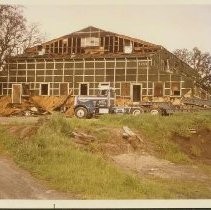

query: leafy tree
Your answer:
[173,47,211,90]
[0,5,45,70]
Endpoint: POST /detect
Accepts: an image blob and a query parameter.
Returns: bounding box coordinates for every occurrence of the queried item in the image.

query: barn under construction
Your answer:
[0,26,210,104]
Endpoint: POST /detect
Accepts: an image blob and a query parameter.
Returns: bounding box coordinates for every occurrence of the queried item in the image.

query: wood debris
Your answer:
[122,126,144,143]
[72,131,96,145]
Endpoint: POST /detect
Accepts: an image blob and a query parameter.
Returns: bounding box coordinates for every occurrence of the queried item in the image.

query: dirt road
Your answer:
[0,156,73,199]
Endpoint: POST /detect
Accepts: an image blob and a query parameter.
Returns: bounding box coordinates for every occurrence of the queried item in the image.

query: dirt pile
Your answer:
[71,127,147,156]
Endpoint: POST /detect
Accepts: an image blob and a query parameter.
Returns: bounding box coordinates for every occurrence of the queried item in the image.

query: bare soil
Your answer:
[112,153,209,180]
[173,129,211,163]
[0,156,74,199]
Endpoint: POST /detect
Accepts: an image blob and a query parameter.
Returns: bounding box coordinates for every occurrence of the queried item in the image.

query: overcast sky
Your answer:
[5,1,211,53]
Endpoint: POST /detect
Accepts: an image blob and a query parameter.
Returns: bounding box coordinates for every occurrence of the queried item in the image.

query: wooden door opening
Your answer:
[12,84,22,103]
[0,83,2,96]
[60,83,69,95]
[132,84,141,102]
[154,82,163,97]
[40,83,49,96]
[22,83,30,96]
[80,83,88,96]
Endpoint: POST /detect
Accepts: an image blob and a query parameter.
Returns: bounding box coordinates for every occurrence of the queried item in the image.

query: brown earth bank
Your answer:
[173,129,211,164]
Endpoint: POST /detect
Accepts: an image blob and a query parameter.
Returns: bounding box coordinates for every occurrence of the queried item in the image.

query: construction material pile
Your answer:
[0,95,75,117]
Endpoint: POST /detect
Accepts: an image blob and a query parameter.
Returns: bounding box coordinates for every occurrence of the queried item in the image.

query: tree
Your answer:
[0,5,45,70]
[21,22,46,52]
[173,47,211,90]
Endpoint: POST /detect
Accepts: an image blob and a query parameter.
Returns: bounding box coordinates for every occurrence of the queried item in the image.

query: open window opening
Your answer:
[81,37,100,47]
[124,39,133,54]
[40,83,49,96]
[79,83,89,96]
[171,82,181,96]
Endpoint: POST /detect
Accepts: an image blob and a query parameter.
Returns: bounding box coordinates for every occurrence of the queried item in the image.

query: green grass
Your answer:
[0,113,211,198]
[97,112,211,163]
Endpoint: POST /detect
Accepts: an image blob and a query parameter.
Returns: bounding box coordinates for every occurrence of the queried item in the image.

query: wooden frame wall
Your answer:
[1,57,194,101]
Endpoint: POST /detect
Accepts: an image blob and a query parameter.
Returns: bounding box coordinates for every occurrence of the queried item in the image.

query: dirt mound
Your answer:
[173,129,211,163]
[72,127,147,156]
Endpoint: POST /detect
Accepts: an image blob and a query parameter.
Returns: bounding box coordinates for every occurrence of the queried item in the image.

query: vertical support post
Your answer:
[83,59,85,82]
[93,58,96,95]
[62,59,65,83]
[25,60,28,83]
[117,36,120,52]
[113,36,115,53]
[34,59,37,89]
[71,37,73,54]
[114,58,116,89]
[136,58,138,83]
[170,73,172,95]
[73,59,75,95]
[146,57,149,96]
[52,59,55,96]
[124,58,127,82]
[104,58,106,82]
[44,59,46,83]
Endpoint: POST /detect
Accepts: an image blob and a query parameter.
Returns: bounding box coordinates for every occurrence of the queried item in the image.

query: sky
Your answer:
[3,0,211,53]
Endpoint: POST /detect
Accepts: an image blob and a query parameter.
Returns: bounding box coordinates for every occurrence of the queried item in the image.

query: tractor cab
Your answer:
[74,84,116,118]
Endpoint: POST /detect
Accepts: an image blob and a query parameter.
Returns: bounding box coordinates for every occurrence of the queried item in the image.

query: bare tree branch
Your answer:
[0,5,46,70]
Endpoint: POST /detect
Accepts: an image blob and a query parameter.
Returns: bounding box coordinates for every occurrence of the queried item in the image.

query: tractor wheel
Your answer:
[131,108,144,116]
[75,107,88,119]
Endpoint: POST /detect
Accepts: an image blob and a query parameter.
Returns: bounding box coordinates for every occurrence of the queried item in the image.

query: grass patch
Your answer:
[97,112,211,163]
[0,113,211,198]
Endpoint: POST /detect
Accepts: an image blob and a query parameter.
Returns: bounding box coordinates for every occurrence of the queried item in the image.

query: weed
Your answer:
[0,112,211,198]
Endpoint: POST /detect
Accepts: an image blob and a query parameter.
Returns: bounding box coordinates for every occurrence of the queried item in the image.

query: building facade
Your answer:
[0,26,210,103]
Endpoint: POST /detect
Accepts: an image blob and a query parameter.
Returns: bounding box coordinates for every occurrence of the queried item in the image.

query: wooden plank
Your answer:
[12,84,22,104]
[123,126,135,136]
[60,83,69,95]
